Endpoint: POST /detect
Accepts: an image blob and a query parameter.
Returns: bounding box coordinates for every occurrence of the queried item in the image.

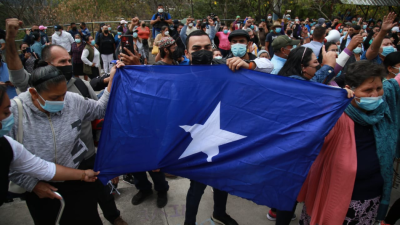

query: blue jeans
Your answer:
[185,180,228,224]
[154,29,161,39]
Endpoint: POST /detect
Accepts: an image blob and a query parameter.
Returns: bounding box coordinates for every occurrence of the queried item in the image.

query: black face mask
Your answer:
[80,26,83,29]
[57,65,73,81]
[315,65,321,71]
[104,30,109,34]
[33,29,40,32]
[191,50,213,65]
[170,49,181,61]
[72,27,77,31]
[141,24,145,27]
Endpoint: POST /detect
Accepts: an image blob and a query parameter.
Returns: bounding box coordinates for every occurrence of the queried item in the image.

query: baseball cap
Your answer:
[120,20,128,24]
[54,25,62,31]
[228,29,250,42]
[39,25,47,30]
[271,35,300,51]
[159,37,176,48]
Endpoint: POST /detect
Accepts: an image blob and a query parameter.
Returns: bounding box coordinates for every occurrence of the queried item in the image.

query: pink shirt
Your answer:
[215,32,231,51]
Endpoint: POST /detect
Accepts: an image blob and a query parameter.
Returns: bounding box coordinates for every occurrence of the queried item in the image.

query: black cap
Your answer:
[54,25,62,31]
[352,24,361,30]
[173,19,179,24]
[31,31,40,40]
[228,29,250,42]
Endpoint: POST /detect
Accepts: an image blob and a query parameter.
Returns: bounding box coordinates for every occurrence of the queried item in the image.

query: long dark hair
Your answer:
[278,47,314,77]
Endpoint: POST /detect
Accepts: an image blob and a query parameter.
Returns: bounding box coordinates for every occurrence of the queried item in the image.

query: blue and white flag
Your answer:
[94,65,351,211]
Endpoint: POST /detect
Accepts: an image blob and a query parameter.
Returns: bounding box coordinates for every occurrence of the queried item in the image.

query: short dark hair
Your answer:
[212,49,221,54]
[158,3,163,6]
[81,22,86,26]
[200,23,207,30]
[344,61,386,88]
[71,22,76,26]
[117,26,123,32]
[313,26,326,40]
[30,63,66,93]
[0,84,7,106]
[318,41,336,64]
[278,47,314,78]
[20,42,28,49]
[161,25,168,31]
[160,46,169,58]
[185,30,209,50]
[178,23,184,27]
[352,25,361,30]
[383,52,400,72]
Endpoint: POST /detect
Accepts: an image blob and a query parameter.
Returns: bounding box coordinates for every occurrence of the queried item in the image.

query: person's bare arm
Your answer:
[5,18,23,70]
[366,12,397,60]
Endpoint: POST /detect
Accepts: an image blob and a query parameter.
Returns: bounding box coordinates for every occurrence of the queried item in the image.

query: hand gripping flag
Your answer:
[94,65,351,211]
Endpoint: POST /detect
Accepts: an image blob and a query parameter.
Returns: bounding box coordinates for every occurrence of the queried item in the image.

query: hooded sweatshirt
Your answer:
[8,89,110,192]
[9,68,98,161]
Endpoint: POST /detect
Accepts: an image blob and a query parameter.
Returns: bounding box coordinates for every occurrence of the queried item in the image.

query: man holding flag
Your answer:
[96,31,351,225]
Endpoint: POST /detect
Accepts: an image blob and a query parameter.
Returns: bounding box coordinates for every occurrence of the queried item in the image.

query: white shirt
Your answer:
[253,58,274,74]
[51,31,74,52]
[81,47,100,67]
[5,136,55,181]
[302,41,324,57]
[186,26,198,35]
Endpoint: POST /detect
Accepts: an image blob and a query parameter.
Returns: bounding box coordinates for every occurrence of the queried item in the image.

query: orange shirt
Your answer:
[137,26,150,40]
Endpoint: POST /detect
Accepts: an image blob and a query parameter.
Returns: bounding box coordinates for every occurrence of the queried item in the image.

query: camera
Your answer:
[210,13,218,21]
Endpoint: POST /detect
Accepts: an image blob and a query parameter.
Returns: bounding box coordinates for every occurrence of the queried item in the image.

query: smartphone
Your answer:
[26,47,32,53]
[121,35,134,55]
[261,19,265,22]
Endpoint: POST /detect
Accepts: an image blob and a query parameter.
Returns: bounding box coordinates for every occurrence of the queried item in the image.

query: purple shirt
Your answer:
[70,42,86,64]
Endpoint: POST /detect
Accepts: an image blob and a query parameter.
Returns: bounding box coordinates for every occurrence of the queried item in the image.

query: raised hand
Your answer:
[381,12,397,32]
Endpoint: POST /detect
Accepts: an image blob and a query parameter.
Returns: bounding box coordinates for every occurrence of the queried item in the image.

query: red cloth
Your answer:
[297,113,357,225]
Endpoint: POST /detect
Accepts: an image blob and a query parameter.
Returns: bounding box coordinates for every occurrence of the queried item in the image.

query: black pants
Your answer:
[78,155,120,223]
[385,197,400,224]
[185,180,228,224]
[26,180,101,225]
[271,201,298,225]
[131,171,169,192]
[87,67,100,80]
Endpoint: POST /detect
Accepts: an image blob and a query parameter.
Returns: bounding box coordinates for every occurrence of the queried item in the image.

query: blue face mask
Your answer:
[250,25,254,29]
[117,32,122,35]
[363,36,366,41]
[355,96,384,111]
[353,47,362,54]
[231,43,247,57]
[133,33,138,38]
[0,114,14,137]
[37,91,65,113]
[343,31,347,35]
[362,25,367,29]
[214,56,222,59]
[91,40,96,45]
[75,39,81,43]
[381,46,395,56]
[223,29,228,34]
[310,30,314,35]
[336,70,342,78]
[275,28,281,33]
[369,39,373,45]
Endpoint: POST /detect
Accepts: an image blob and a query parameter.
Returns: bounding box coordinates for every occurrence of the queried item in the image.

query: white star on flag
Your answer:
[179,102,247,162]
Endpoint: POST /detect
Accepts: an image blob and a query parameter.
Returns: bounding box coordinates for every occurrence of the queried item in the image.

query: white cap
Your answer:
[392,26,399,33]
[120,20,128,24]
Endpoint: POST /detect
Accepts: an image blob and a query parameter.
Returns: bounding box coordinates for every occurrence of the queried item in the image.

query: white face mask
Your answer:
[268,16,272,19]
[56,31,61,36]
[158,8,164,13]
[164,31,169,36]
[189,23,193,27]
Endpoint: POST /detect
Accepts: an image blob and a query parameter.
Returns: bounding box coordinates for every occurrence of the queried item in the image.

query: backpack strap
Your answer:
[74,78,91,99]
[13,98,23,143]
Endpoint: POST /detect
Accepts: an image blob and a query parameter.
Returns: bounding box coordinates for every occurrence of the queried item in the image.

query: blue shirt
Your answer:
[361,51,382,64]
[0,62,17,99]
[302,41,324,58]
[151,13,172,31]
[31,41,45,58]
[270,55,287,75]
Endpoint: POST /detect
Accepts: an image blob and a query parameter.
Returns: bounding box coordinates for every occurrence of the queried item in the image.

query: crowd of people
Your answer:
[0,3,400,225]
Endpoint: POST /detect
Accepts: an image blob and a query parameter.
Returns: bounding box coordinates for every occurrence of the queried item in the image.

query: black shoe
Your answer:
[122,174,135,185]
[211,214,238,225]
[131,189,153,205]
[157,191,168,208]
